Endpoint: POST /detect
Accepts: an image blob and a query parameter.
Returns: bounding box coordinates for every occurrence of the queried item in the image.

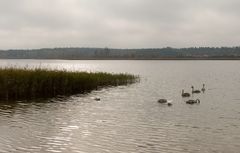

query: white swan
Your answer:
[182,89,191,97]
[191,86,201,94]
[158,99,167,103]
[201,84,206,92]
[186,99,200,104]
[158,99,173,106]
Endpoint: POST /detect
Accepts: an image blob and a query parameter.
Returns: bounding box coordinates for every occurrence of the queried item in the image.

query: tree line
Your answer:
[0,47,240,59]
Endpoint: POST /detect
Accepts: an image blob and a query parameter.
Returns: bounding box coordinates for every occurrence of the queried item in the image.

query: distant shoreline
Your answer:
[1,47,240,60]
[1,57,240,60]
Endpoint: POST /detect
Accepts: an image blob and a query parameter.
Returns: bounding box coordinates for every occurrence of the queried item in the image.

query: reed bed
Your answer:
[0,67,138,100]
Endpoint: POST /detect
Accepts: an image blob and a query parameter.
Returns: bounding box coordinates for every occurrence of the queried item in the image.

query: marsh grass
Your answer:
[0,67,138,101]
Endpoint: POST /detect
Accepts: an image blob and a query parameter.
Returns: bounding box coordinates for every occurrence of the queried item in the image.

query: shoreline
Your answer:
[1,58,240,60]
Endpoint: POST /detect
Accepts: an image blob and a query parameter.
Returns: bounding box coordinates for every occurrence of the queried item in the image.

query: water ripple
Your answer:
[0,60,240,152]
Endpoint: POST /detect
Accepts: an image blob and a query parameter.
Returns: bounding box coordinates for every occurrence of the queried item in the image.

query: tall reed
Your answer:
[0,67,138,100]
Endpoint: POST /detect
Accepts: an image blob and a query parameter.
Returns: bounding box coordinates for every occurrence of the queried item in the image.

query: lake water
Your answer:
[0,60,240,153]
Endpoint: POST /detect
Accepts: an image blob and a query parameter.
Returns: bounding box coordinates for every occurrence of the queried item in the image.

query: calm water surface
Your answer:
[0,60,240,153]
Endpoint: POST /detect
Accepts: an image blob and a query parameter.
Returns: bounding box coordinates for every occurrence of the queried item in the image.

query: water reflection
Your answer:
[0,60,240,152]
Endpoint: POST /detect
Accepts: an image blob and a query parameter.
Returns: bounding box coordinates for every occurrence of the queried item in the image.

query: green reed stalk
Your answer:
[0,67,138,101]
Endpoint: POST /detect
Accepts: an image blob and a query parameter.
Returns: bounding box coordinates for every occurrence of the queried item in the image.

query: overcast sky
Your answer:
[0,0,240,49]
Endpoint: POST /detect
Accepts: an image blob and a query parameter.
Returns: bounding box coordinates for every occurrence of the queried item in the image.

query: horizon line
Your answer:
[1,46,240,51]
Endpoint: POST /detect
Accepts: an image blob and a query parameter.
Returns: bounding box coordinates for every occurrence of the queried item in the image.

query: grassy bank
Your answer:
[0,68,138,101]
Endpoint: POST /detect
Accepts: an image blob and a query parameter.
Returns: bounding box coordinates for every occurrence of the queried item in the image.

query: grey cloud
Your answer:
[0,0,239,49]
